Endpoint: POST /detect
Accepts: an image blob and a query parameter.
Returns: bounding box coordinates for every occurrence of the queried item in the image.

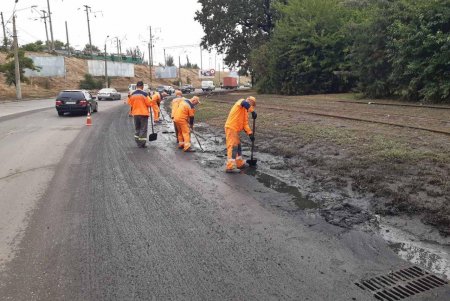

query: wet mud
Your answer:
[161,96,450,279]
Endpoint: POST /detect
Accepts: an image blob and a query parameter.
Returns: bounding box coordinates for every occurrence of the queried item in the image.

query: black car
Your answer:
[55,90,98,116]
[156,85,166,94]
[181,84,194,93]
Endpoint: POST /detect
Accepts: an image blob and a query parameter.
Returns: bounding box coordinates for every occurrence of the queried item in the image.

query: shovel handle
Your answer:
[150,107,155,134]
[250,117,256,160]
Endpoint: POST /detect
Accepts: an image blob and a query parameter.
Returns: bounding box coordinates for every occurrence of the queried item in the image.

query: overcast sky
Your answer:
[2,0,224,69]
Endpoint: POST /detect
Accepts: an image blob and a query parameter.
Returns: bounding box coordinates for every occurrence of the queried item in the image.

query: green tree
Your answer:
[166,55,174,67]
[0,50,40,86]
[387,0,450,102]
[252,0,357,95]
[195,0,281,73]
[21,40,46,52]
[79,74,103,90]
[83,44,100,53]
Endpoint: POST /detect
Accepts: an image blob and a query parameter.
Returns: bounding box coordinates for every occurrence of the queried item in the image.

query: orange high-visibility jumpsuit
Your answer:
[151,92,161,121]
[173,99,195,151]
[224,99,254,170]
[171,96,185,143]
[128,90,153,147]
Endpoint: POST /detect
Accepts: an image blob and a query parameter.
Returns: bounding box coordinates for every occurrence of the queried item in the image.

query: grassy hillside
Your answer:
[0,52,248,100]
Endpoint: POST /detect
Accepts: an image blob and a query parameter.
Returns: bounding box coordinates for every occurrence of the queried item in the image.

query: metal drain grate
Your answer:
[355,266,448,300]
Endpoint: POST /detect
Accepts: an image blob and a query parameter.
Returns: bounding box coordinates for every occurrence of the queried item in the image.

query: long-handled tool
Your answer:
[246,118,257,166]
[159,104,166,121]
[149,107,158,141]
[191,127,205,152]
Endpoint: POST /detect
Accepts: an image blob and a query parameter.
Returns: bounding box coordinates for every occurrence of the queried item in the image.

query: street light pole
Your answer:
[104,36,109,88]
[41,10,50,51]
[83,5,93,56]
[65,21,70,56]
[1,12,7,49]
[12,15,21,100]
[46,0,55,51]
[148,26,153,83]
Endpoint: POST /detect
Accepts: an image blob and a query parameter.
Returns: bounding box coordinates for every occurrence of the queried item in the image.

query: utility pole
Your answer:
[200,45,203,71]
[179,56,181,87]
[104,43,108,88]
[65,21,70,56]
[46,0,55,51]
[41,10,50,51]
[83,5,93,56]
[1,12,7,49]
[164,48,167,67]
[148,26,153,82]
[12,15,22,100]
[115,37,119,57]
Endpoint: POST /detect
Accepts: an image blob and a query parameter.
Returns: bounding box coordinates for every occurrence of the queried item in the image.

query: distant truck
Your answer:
[222,77,238,89]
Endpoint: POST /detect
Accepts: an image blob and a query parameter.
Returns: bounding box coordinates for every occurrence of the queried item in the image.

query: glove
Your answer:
[249,133,255,142]
[251,111,257,119]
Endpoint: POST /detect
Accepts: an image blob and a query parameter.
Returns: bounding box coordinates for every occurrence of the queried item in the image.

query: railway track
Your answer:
[204,98,450,136]
[335,100,450,110]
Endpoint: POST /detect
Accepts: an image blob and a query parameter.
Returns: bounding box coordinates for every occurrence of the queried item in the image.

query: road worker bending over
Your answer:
[173,96,200,152]
[151,91,163,123]
[127,81,154,148]
[171,90,185,143]
[224,96,257,173]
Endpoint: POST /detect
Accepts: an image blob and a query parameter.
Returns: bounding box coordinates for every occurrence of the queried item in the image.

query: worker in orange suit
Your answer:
[151,91,162,123]
[173,96,200,152]
[127,81,154,148]
[171,90,184,143]
[224,96,257,173]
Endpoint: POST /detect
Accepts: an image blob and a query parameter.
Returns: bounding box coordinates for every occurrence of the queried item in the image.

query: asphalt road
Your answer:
[0,101,448,300]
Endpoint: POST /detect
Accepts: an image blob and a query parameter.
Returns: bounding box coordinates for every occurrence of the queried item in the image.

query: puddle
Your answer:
[379,222,450,279]
[244,169,318,209]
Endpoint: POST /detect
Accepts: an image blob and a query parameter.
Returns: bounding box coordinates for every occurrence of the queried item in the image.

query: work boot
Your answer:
[237,163,249,169]
[184,147,196,153]
[226,168,241,174]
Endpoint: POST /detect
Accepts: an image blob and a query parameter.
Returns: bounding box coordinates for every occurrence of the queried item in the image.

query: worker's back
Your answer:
[128,90,152,116]
[174,99,195,123]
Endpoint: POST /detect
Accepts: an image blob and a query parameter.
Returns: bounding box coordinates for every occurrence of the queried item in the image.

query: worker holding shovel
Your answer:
[171,90,185,143]
[224,96,257,173]
[173,96,201,152]
[127,81,154,148]
[151,91,164,123]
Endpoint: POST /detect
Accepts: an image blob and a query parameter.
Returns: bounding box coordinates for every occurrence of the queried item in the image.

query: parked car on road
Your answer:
[128,83,150,96]
[165,85,175,95]
[181,84,195,93]
[156,85,175,95]
[97,88,121,100]
[55,90,98,116]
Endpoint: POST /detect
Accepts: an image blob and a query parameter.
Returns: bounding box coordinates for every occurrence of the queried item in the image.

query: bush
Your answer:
[79,74,103,90]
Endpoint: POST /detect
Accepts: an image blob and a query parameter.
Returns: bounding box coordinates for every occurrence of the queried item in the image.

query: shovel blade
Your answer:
[149,133,158,141]
[246,159,258,167]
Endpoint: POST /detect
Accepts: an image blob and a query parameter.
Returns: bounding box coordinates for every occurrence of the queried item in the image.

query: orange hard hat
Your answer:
[175,90,182,96]
[191,96,200,104]
[247,96,256,106]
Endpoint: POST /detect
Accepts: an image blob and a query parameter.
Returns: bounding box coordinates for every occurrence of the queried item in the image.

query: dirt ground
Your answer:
[189,92,450,238]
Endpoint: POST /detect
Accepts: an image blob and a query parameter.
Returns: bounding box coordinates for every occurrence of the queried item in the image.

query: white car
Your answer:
[201,80,215,91]
[97,88,121,100]
[128,84,150,96]
[164,86,175,95]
